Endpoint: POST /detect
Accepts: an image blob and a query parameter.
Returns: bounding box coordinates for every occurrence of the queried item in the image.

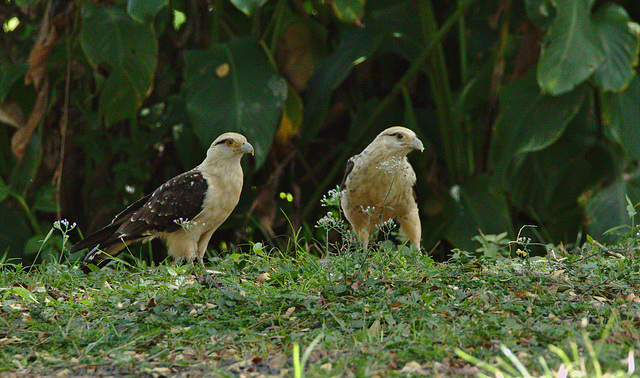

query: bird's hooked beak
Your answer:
[406,138,424,152]
[239,142,255,156]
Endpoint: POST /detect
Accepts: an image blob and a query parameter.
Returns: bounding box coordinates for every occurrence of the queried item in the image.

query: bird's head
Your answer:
[369,126,424,157]
[207,132,255,160]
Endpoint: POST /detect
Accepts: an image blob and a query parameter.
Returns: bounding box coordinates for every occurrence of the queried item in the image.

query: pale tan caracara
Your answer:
[70,132,254,272]
[341,126,424,248]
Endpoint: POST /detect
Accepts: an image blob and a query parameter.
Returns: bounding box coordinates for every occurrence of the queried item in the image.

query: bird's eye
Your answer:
[225,139,234,146]
[396,133,404,140]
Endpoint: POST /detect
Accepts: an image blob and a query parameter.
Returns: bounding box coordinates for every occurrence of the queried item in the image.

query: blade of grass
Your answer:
[499,344,533,378]
[293,342,301,378]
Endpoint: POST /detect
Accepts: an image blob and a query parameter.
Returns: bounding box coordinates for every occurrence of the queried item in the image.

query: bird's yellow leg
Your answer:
[399,209,421,249]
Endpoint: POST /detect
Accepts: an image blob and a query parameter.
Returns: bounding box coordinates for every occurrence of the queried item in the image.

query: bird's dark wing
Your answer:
[111,192,153,224]
[69,223,120,255]
[102,170,209,246]
[340,156,356,190]
[70,170,208,255]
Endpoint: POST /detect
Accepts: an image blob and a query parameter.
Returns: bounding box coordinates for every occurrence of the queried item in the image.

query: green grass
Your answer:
[2,227,640,377]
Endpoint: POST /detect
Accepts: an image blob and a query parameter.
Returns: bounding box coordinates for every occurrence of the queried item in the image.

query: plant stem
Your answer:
[420,0,467,184]
[213,0,222,42]
[12,192,42,235]
[458,0,468,84]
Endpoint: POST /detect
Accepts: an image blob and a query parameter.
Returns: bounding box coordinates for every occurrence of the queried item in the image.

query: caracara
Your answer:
[70,132,254,272]
[341,126,424,248]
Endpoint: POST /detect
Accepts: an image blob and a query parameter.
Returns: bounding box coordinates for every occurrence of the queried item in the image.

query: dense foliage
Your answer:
[1,0,640,263]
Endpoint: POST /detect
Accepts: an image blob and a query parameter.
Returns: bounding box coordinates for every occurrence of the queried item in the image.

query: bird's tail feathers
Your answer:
[79,246,116,273]
[78,237,136,273]
[69,225,118,255]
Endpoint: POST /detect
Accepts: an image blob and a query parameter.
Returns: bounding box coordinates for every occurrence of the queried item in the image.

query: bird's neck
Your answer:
[364,145,409,163]
[198,154,243,177]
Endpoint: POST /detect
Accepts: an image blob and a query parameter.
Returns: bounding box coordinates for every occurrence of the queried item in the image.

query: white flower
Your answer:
[320,186,343,208]
[361,206,375,216]
[174,218,199,230]
[54,219,76,232]
[376,218,396,231]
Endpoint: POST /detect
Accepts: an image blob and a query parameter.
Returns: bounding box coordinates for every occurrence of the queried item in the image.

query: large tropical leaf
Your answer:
[0,63,28,102]
[330,0,366,24]
[97,70,149,127]
[537,0,605,95]
[490,67,586,177]
[9,135,41,195]
[183,37,287,168]
[601,76,640,160]
[80,2,158,126]
[525,0,556,31]
[505,93,615,239]
[229,0,270,17]
[0,202,31,259]
[127,0,169,23]
[302,27,386,143]
[581,172,640,242]
[591,3,640,92]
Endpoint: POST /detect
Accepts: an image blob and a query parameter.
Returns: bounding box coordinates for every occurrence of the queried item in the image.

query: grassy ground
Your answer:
[2,225,640,377]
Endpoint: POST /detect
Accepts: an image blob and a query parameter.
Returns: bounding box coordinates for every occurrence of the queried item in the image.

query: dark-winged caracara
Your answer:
[70,132,254,272]
[341,126,424,248]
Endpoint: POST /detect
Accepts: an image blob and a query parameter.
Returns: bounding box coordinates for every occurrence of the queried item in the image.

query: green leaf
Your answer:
[537,0,605,95]
[0,177,9,203]
[525,0,556,31]
[330,0,366,24]
[602,76,640,160]
[591,3,640,92]
[4,286,39,303]
[0,202,30,260]
[626,195,637,219]
[98,70,145,127]
[302,28,386,142]
[9,134,41,195]
[183,38,287,169]
[0,63,28,102]
[506,94,614,225]
[24,233,63,260]
[490,67,586,176]
[127,0,169,23]
[581,173,640,241]
[14,0,40,8]
[275,83,304,146]
[81,3,158,72]
[165,96,207,170]
[80,2,158,126]
[229,0,269,17]
[33,184,57,213]
[445,175,513,251]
